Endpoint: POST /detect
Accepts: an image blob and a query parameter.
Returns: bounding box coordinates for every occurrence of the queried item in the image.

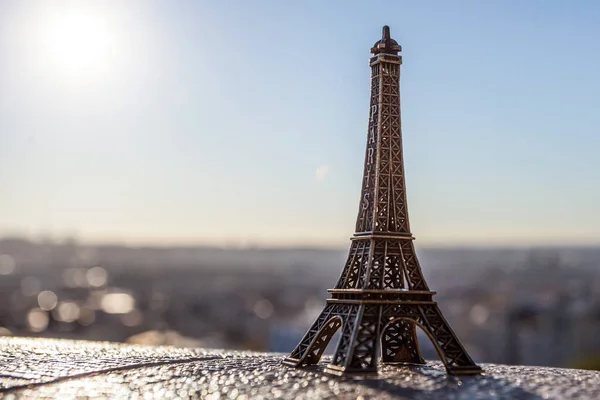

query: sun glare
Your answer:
[38,9,117,81]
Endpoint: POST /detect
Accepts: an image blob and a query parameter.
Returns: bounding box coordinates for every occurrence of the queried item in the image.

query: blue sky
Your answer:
[1,0,600,247]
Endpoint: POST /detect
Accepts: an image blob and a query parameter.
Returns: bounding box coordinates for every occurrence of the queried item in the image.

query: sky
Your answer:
[1,0,600,248]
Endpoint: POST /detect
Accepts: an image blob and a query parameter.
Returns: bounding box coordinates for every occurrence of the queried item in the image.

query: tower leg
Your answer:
[326,305,381,375]
[381,319,425,364]
[282,303,344,367]
[418,305,482,375]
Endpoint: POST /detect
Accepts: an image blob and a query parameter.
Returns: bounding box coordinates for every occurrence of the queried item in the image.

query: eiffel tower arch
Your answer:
[282,26,482,375]
[380,317,425,365]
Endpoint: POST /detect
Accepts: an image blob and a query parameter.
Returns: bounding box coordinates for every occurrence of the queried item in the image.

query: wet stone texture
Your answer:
[0,337,599,399]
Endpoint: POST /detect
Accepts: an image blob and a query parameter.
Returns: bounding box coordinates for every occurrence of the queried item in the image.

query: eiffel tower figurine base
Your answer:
[282,290,482,376]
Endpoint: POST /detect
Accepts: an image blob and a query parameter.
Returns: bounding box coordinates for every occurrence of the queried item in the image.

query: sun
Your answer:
[38,9,117,81]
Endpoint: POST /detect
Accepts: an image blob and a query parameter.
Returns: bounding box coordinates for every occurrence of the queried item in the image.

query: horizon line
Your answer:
[2,234,600,251]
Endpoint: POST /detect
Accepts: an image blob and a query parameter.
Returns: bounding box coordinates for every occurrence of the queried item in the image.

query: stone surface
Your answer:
[0,337,598,399]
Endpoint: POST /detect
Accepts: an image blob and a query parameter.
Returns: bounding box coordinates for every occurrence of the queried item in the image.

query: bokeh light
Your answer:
[37,291,58,311]
[54,302,81,323]
[0,254,16,275]
[27,308,49,332]
[101,292,135,314]
[121,309,143,327]
[253,299,274,320]
[77,307,96,326]
[86,266,108,287]
[63,268,88,288]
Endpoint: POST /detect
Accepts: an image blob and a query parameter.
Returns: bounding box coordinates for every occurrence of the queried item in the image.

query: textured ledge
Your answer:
[0,337,599,399]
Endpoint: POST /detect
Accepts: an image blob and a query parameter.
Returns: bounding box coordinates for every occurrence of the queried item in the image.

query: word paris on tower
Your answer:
[282,26,481,376]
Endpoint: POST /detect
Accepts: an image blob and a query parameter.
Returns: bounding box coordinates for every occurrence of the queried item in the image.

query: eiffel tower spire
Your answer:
[282,26,481,375]
[371,25,402,55]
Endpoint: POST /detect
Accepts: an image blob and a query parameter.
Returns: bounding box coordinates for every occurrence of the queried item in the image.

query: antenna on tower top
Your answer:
[371,25,402,55]
[382,25,391,40]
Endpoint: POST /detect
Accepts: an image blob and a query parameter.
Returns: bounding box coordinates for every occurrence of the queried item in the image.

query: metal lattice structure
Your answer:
[282,26,482,376]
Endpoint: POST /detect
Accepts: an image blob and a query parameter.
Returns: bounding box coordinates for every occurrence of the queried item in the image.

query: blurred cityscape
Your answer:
[1,236,599,370]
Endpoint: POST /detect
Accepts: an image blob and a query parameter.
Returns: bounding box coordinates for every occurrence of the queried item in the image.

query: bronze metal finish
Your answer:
[282,26,482,376]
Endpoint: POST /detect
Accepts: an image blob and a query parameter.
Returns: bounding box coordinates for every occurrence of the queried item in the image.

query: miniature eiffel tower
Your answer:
[282,26,482,376]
